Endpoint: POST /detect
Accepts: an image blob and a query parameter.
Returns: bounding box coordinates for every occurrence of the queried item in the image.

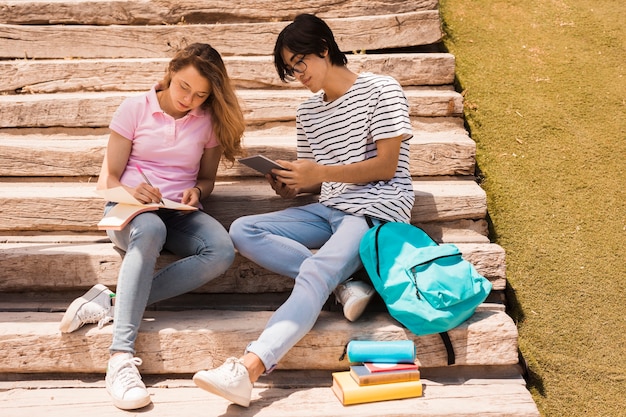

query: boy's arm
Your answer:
[275,135,404,190]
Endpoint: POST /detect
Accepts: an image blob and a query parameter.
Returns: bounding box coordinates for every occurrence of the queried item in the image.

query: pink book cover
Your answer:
[364,362,419,373]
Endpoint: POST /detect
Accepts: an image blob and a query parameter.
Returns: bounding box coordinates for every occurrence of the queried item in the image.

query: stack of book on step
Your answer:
[331,340,422,405]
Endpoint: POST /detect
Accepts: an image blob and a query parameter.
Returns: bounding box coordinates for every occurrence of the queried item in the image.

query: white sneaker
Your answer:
[334,279,375,322]
[193,357,253,407]
[106,353,151,410]
[59,284,114,333]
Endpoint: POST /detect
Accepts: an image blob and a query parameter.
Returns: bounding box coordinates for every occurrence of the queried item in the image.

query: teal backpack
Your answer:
[359,221,492,364]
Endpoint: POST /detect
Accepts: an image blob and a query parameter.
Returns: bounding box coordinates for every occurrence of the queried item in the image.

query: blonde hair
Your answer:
[161,43,245,163]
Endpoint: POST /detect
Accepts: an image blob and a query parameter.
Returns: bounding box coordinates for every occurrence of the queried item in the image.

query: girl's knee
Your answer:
[129,218,167,251]
[215,238,236,267]
[198,231,236,271]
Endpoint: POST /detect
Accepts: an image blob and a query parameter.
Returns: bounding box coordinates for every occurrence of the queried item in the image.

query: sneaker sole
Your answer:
[193,371,251,407]
[59,284,110,333]
[109,390,152,410]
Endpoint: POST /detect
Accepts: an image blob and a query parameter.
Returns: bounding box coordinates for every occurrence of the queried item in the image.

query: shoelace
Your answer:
[97,314,114,329]
[77,300,112,324]
[222,358,246,379]
[111,357,144,389]
[334,283,354,305]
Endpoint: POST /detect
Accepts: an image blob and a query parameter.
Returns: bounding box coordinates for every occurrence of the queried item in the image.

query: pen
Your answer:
[134,165,165,205]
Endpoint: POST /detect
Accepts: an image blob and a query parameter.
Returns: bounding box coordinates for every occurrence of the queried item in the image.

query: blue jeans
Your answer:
[105,203,235,354]
[229,203,374,372]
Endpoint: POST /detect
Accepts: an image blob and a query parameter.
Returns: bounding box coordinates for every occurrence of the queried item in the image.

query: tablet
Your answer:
[239,155,287,176]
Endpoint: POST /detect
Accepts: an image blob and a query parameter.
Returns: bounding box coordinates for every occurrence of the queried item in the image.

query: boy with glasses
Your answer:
[193,13,415,407]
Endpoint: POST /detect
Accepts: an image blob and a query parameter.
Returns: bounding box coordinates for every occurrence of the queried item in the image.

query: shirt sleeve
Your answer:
[109,97,140,141]
[370,77,413,142]
[295,112,314,160]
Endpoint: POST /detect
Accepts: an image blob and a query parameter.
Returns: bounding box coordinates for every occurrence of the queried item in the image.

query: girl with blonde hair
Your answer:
[59,43,245,410]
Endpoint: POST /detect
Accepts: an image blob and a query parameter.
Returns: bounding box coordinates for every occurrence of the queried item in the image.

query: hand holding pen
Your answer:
[134,165,165,205]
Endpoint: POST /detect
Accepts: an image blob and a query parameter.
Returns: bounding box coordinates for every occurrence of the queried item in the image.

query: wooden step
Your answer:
[0,11,442,59]
[0,128,475,178]
[0,178,486,232]
[0,88,463,129]
[0,366,540,416]
[1,53,456,93]
[0,292,504,315]
[0,307,518,373]
[0,219,489,242]
[0,236,505,292]
[0,0,439,25]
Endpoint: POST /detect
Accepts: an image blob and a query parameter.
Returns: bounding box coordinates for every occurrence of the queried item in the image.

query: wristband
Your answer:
[193,186,202,199]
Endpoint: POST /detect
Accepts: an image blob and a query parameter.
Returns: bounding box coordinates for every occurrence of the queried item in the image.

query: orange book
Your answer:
[96,187,197,231]
[331,371,422,405]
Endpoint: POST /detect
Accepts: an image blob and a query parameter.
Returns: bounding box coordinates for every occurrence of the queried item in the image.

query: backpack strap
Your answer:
[439,332,456,365]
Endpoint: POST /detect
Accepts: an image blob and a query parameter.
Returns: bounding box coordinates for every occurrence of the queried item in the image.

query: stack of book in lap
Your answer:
[331,340,422,405]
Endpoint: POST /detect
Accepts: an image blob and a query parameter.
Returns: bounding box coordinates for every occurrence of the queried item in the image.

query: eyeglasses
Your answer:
[284,57,307,82]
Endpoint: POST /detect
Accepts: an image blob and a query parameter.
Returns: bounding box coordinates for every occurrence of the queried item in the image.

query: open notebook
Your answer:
[96,187,197,231]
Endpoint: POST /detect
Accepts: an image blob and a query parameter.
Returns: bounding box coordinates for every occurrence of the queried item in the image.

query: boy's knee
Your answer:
[229,216,253,245]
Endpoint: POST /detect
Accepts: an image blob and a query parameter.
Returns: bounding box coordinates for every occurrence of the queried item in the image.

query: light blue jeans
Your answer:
[229,203,374,372]
[105,203,235,354]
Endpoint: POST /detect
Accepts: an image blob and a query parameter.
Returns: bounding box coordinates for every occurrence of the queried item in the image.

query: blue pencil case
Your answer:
[346,340,416,363]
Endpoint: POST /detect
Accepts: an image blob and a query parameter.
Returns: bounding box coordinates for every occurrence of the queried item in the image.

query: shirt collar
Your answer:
[148,84,207,118]
[147,85,162,115]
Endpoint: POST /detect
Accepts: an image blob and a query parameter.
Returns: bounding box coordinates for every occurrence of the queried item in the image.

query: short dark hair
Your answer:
[273,14,348,82]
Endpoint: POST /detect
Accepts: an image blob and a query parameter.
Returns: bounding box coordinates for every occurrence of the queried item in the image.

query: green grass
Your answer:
[439,0,626,415]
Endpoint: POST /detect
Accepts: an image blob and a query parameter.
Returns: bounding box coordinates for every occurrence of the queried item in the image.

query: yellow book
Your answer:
[96,187,197,231]
[331,371,422,406]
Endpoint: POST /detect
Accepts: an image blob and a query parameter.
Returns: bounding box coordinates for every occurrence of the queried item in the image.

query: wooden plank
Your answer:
[0,382,540,417]
[0,309,519,373]
[0,53,456,93]
[0,292,504,315]
[0,179,485,231]
[0,88,463,128]
[0,218,489,243]
[0,220,488,243]
[0,241,505,292]
[0,136,106,177]
[0,129,475,177]
[0,11,443,59]
[0,372,540,417]
[0,0,439,25]
[0,364,524,389]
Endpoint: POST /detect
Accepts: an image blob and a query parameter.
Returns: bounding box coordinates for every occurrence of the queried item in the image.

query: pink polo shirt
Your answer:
[109,86,218,203]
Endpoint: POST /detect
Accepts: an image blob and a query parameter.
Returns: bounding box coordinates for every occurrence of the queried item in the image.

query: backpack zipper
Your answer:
[410,253,460,300]
[409,269,421,299]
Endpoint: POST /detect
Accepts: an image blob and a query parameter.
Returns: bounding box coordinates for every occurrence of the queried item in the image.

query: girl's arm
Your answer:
[181,145,222,206]
[96,130,163,204]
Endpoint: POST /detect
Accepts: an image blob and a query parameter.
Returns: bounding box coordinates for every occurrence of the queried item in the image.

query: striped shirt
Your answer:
[296,72,414,223]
